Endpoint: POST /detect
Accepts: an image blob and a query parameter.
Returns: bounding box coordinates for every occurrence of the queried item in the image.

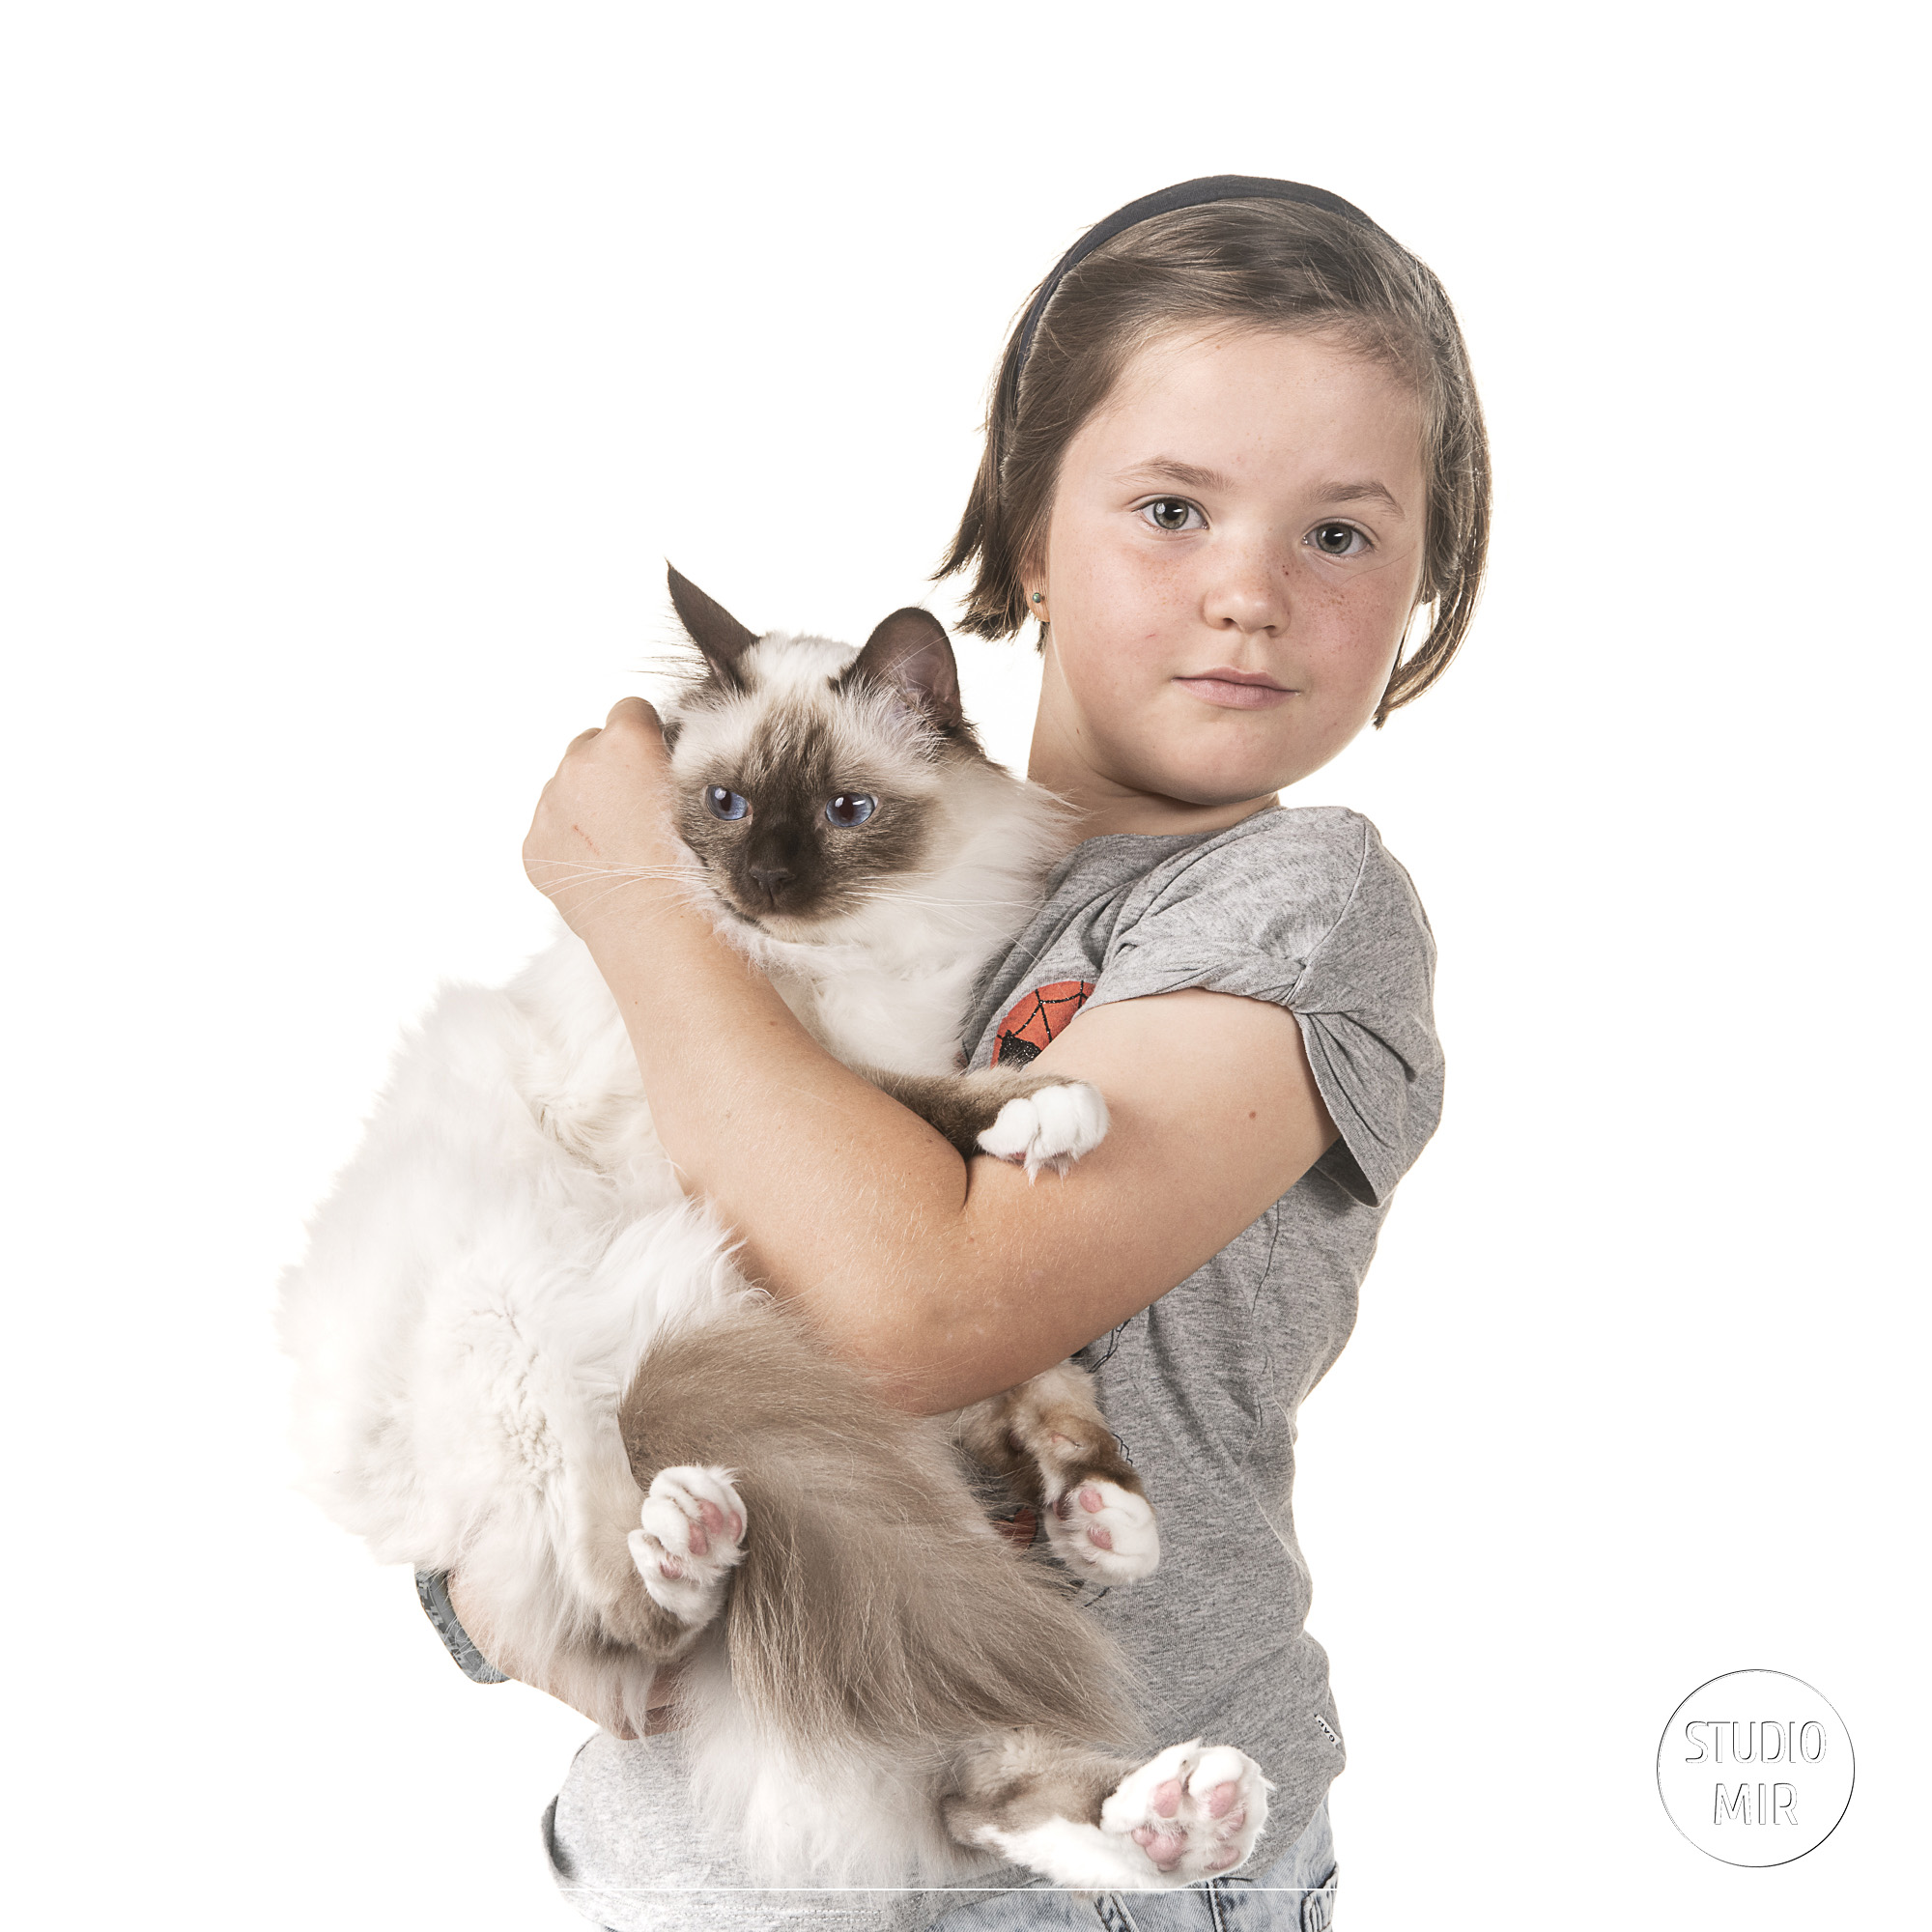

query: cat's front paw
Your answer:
[977,1082,1109,1179]
[1045,1479,1160,1584]
[1100,1741,1271,1885]
[628,1465,747,1629]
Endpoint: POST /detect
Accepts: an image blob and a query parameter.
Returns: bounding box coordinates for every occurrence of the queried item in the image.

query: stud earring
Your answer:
[1031,590,1044,605]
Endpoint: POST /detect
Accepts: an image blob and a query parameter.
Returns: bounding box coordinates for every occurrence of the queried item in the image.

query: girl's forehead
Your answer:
[1080,327,1425,475]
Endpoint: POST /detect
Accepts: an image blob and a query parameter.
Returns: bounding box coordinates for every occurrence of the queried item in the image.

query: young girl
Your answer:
[447,176,1488,1929]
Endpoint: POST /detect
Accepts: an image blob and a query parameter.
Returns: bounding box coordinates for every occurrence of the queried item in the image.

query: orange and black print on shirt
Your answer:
[992,980,1097,1067]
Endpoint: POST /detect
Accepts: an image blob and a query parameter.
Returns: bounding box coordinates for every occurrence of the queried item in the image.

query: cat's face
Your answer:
[661,573,982,938]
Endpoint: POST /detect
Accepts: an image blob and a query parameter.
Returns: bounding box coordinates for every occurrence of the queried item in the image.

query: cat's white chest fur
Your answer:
[763,935,981,1077]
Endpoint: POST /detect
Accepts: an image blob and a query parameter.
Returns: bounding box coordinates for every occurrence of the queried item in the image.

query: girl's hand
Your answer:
[524,697,687,947]
[444,1571,685,1740]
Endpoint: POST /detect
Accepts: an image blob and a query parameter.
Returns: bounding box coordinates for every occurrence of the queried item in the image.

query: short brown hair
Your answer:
[937,199,1490,724]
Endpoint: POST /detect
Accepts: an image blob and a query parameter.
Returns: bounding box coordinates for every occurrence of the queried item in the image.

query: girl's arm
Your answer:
[533,701,1337,1415]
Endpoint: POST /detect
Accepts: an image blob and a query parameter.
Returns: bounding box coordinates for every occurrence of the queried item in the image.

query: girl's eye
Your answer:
[825,793,876,828]
[1309,521,1368,557]
[703,785,749,821]
[1140,497,1204,533]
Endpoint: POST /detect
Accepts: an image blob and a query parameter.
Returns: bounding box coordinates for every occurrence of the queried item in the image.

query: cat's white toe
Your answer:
[1046,1479,1160,1583]
[1099,1739,1271,1884]
[629,1464,747,1628]
[978,1082,1110,1179]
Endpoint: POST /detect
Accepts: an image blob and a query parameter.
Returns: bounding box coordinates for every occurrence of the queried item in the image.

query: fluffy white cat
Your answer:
[278,570,1269,1889]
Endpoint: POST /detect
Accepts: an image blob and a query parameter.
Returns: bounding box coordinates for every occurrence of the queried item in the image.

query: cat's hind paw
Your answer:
[1099,1740,1271,1884]
[628,1465,747,1630]
[972,1739,1272,1890]
[1045,1479,1160,1584]
[978,1082,1109,1179]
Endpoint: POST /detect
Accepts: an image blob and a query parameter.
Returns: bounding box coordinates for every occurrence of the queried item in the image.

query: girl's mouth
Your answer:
[1174,668,1294,711]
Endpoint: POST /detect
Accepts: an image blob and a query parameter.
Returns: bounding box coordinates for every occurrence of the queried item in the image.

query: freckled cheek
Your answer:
[1297,575,1411,672]
[1124,541,1193,606]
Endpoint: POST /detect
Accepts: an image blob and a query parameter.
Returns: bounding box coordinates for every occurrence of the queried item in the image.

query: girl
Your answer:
[448,176,1488,1929]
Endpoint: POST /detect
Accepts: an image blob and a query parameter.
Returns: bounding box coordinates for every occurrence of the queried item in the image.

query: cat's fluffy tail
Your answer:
[619,1301,1143,1773]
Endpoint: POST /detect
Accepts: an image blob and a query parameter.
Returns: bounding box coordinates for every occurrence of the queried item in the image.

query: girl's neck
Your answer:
[1044,780,1280,842]
[1026,745,1281,841]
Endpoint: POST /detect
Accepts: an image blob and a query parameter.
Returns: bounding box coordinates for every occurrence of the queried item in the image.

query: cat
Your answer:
[277,567,1270,1889]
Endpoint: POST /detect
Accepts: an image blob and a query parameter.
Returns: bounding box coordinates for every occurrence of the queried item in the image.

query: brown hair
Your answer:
[937,198,1490,724]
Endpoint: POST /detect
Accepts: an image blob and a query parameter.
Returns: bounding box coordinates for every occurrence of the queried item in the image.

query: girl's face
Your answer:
[1029,327,1428,835]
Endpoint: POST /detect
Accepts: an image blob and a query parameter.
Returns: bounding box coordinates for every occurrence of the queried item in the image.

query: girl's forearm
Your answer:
[585,893,984,1400]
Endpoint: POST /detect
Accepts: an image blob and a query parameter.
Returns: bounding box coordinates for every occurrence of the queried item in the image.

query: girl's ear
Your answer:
[667,564,760,689]
[840,608,963,730]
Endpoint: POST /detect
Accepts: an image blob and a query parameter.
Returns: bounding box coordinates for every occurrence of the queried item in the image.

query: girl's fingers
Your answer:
[607,695,661,732]
[559,698,662,762]
[554,699,665,781]
[526,694,683,937]
[600,696,668,759]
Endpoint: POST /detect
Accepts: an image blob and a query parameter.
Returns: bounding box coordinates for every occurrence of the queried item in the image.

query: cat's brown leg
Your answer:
[943,1731,1129,1852]
[953,1363,1160,1583]
[864,1066,1108,1178]
[944,1731,1270,1889]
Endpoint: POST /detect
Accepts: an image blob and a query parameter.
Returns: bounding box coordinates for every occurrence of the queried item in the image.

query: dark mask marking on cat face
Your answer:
[675,698,936,929]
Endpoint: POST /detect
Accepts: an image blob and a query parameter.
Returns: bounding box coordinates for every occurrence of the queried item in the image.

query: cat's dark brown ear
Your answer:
[841,608,962,731]
[668,564,760,690]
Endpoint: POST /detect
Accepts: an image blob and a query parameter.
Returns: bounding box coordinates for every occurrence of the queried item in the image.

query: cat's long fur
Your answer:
[278,574,1268,1889]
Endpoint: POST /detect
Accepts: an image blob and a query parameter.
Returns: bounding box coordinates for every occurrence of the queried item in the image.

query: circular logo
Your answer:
[1657,1669,1854,1866]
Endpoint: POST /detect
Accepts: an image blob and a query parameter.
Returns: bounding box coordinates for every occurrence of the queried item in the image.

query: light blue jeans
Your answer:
[927,1798,1337,1931]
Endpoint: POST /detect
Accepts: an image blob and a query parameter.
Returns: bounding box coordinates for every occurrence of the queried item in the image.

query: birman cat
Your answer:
[278,568,1269,1889]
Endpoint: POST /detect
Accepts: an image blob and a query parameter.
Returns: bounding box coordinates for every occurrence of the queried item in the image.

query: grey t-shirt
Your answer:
[546,806,1442,1929]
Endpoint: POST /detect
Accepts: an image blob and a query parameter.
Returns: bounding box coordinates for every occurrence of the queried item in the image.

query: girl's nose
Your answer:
[1200,547,1290,636]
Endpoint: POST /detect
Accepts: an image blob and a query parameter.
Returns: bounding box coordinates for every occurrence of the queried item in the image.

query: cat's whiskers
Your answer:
[526,861,700,891]
[838,881,1046,915]
[526,859,718,924]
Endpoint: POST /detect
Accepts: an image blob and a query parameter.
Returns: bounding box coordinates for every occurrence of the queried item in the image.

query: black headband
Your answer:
[1008,176,1391,401]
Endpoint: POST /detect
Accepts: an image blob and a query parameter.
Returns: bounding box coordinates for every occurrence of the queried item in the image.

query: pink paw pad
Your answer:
[629,1466,749,1628]
[1044,1478,1159,1582]
[1100,1741,1271,1887]
[682,1496,744,1558]
[1055,1487,1114,1548]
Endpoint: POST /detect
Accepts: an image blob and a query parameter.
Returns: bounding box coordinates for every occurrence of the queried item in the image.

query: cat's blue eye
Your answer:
[825,793,876,828]
[703,785,749,821]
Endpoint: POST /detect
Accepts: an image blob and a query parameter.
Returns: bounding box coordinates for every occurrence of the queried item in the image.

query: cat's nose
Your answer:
[749,863,795,901]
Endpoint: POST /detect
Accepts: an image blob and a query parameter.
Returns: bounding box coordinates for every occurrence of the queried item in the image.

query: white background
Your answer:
[3,4,1925,1927]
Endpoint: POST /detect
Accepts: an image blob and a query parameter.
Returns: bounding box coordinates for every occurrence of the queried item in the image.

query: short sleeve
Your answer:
[1084,810,1443,1207]
[415,1568,509,1684]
